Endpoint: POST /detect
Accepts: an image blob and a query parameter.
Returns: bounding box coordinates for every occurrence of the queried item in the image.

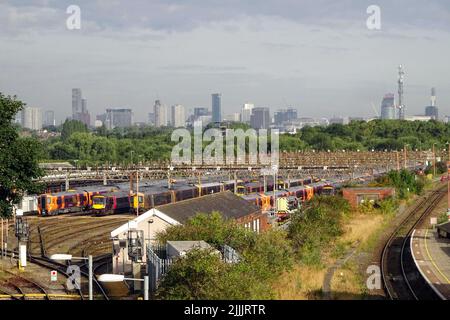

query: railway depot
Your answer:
[1,151,449,302]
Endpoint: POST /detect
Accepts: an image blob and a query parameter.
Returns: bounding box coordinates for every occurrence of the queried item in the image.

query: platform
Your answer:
[411,227,450,299]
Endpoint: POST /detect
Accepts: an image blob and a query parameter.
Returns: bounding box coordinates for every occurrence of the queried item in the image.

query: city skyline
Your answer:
[1,1,450,123]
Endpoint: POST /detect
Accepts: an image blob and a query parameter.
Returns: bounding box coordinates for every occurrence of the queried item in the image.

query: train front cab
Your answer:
[38,194,57,216]
[92,195,108,215]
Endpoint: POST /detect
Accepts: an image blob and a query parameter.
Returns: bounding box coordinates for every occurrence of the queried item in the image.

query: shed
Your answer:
[342,187,396,208]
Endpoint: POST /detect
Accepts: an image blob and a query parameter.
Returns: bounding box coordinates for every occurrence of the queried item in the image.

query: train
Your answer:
[38,177,340,216]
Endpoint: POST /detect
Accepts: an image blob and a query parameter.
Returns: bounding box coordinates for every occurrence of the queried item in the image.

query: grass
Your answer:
[273,264,327,300]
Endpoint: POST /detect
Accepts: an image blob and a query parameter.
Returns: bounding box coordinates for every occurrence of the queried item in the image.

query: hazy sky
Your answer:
[1,0,450,123]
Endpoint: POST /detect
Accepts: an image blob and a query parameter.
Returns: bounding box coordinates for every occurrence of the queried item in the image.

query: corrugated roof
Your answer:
[156,191,260,223]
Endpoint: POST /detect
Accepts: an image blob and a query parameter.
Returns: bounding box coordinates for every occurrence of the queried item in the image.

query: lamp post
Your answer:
[50,254,93,300]
[98,274,149,300]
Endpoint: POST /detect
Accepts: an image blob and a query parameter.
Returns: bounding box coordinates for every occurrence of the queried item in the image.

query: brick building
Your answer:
[342,187,396,208]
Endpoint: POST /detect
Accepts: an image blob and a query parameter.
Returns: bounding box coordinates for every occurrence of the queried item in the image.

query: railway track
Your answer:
[0,269,50,300]
[381,186,445,300]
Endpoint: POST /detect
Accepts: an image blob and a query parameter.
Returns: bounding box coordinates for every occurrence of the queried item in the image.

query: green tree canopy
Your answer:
[61,119,88,141]
[0,93,43,217]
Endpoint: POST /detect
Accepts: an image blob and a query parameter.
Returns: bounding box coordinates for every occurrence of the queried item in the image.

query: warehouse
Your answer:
[110,191,266,274]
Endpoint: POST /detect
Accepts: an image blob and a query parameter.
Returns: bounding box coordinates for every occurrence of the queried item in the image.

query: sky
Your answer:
[1,0,450,124]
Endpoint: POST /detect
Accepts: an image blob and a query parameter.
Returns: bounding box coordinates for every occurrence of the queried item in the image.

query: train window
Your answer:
[57,198,62,205]
[47,198,51,204]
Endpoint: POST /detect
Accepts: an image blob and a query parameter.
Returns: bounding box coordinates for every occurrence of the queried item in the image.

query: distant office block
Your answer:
[72,88,91,126]
[154,100,168,127]
[380,93,396,120]
[105,108,133,129]
[21,107,42,130]
[425,106,439,120]
[250,107,270,129]
[241,103,254,123]
[274,107,298,125]
[43,110,56,127]
[212,93,222,123]
[171,104,185,127]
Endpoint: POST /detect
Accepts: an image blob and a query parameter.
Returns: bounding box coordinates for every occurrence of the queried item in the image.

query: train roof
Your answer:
[195,182,223,188]
[95,191,131,198]
[45,190,85,197]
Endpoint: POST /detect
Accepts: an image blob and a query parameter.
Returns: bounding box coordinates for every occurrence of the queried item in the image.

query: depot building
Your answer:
[110,191,268,274]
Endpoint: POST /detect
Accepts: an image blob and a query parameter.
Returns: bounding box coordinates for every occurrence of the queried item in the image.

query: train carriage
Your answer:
[92,191,131,215]
[38,190,87,216]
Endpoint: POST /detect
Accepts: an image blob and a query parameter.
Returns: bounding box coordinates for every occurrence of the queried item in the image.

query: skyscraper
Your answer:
[250,107,271,129]
[380,93,396,120]
[425,88,439,120]
[72,88,90,126]
[241,103,254,123]
[274,108,298,125]
[72,88,82,116]
[212,93,222,123]
[43,110,56,127]
[105,108,133,129]
[171,104,185,127]
[154,100,168,127]
[21,107,42,130]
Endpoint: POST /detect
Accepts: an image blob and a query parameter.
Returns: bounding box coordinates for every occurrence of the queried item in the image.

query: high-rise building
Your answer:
[274,108,298,125]
[194,107,209,118]
[43,110,56,127]
[21,107,42,130]
[72,88,90,126]
[241,103,254,123]
[105,108,133,129]
[425,106,439,120]
[212,93,222,123]
[154,100,168,127]
[148,113,155,126]
[250,107,270,129]
[224,113,241,122]
[425,88,439,120]
[171,104,185,127]
[380,93,396,120]
[72,88,82,116]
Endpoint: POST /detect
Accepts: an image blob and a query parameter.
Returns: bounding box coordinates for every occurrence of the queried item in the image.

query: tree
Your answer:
[0,93,44,217]
[61,119,88,141]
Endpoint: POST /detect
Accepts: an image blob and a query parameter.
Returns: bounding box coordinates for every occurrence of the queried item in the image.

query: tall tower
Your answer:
[212,93,222,123]
[397,65,405,120]
[431,87,436,107]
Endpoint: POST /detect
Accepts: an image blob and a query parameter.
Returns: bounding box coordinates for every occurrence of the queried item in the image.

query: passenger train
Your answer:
[38,177,340,216]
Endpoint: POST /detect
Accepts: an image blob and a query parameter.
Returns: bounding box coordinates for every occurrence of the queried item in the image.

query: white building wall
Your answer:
[111,209,175,274]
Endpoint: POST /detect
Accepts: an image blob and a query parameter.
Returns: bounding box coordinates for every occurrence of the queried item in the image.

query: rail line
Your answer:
[0,251,80,300]
[381,186,445,300]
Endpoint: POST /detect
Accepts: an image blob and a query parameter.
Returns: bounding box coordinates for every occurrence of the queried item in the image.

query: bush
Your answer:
[156,213,294,300]
[287,196,349,266]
